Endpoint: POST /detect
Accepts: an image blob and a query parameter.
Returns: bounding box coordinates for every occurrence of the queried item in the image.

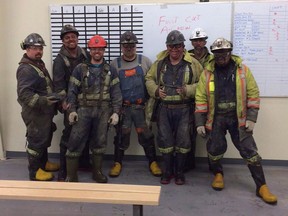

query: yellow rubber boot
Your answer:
[257,184,277,204]
[150,161,162,177]
[212,173,224,191]
[45,161,60,172]
[34,168,54,181]
[109,162,122,177]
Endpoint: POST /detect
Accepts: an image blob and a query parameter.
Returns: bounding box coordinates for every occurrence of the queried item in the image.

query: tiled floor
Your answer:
[0,157,287,216]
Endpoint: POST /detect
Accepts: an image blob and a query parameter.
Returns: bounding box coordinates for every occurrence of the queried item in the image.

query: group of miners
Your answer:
[16,25,277,205]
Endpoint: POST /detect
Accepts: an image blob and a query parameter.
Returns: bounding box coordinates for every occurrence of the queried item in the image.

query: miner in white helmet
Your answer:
[186,27,212,172]
[188,27,211,67]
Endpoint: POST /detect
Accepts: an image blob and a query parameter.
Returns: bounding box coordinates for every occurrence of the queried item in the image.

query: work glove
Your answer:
[108,113,119,125]
[245,120,255,132]
[197,126,206,137]
[69,112,78,125]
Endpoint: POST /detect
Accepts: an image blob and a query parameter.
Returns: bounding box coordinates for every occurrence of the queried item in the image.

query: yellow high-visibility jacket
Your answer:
[146,49,203,100]
[145,49,203,125]
[195,55,260,131]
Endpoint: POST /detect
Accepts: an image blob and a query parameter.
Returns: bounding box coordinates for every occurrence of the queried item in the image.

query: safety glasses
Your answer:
[167,44,183,49]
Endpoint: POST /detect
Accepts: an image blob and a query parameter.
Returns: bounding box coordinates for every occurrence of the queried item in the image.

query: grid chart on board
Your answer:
[50,5,144,62]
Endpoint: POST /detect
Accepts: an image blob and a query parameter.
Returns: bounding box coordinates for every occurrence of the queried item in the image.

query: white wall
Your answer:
[1,0,287,161]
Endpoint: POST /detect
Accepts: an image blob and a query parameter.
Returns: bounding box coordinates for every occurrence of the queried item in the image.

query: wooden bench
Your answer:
[0,180,161,216]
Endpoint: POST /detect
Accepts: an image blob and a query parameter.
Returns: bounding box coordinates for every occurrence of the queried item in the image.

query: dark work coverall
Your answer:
[157,58,195,183]
[65,61,122,182]
[208,61,266,190]
[53,46,90,180]
[113,56,157,166]
[17,54,56,180]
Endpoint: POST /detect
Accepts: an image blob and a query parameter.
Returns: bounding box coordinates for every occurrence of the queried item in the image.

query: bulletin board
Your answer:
[50,1,288,97]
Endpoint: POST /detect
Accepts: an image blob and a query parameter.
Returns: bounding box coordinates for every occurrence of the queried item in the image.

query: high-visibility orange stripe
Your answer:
[239,66,246,116]
[195,103,207,112]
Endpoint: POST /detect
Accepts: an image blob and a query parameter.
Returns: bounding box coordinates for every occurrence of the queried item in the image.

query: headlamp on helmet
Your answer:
[120,31,138,44]
[88,35,107,48]
[60,24,79,40]
[21,33,46,50]
[189,28,208,40]
[210,37,233,53]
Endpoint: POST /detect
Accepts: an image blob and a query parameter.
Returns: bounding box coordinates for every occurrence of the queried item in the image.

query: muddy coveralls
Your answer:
[17,54,57,180]
[195,54,277,204]
[109,54,161,177]
[146,50,202,184]
[53,45,89,180]
[65,61,122,182]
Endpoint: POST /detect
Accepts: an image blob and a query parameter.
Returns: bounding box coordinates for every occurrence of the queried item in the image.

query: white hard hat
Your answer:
[189,28,208,40]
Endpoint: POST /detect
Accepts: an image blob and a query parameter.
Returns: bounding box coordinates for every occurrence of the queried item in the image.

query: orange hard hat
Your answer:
[88,35,107,48]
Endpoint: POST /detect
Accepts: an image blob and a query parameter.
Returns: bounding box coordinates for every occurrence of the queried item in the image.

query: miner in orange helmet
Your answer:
[65,35,122,183]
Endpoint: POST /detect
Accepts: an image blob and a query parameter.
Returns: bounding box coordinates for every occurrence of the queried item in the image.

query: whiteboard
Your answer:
[233,1,288,97]
[141,3,232,61]
[50,1,288,97]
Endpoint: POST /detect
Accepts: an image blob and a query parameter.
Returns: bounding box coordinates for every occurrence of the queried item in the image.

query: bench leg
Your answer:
[133,205,143,216]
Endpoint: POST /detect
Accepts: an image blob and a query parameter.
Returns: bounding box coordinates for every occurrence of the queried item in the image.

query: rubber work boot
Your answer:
[175,153,186,185]
[175,173,185,185]
[257,184,277,204]
[212,173,224,191]
[109,162,122,177]
[57,146,67,181]
[78,143,92,172]
[150,161,162,177]
[57,168,66,182]
[45,161,60,172]
[184,144,196,173]
[34,168,54,181]
[160,172,173,184]
[160,153,173,185]
[92,154,108,183]
[27,151,53,181]
[65,157,79,182]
